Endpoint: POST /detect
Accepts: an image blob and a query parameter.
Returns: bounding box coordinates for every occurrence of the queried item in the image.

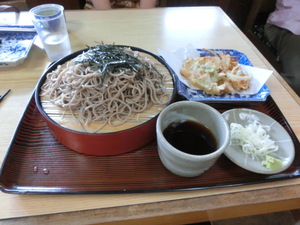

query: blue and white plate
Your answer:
[0,26,37,67]
[177,49,271,102]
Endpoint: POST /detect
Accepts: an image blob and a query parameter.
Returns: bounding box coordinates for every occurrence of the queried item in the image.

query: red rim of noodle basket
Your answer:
[34,45,176,156]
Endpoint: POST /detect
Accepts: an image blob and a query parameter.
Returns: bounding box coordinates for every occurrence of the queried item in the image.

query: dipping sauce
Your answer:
[163,120,217,155]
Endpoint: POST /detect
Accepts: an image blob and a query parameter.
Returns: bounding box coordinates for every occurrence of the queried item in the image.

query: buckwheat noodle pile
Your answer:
[40,44,171,133]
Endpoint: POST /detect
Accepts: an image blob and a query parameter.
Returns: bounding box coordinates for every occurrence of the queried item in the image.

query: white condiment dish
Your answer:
[156,101,230,177]
[222,108,295,174]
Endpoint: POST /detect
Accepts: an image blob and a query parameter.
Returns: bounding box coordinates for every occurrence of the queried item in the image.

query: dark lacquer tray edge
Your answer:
[1,44,300,194]
[0,89,36,192]
[2,177,300,195]
[0,93,300,194]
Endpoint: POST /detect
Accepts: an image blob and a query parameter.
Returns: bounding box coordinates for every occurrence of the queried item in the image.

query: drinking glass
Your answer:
[30,4,72,61]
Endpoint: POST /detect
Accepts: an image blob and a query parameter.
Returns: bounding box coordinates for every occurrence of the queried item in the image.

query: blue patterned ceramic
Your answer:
[177,49,271,102]
[0,26,37,67]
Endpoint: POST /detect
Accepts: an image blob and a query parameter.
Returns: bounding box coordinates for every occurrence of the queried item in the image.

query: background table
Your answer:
[0,7,299,225]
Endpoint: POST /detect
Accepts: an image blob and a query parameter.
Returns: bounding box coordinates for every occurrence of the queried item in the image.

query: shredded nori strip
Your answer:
[74,43,152,81]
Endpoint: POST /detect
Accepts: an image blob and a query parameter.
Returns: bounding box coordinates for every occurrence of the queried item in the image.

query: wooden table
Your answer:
[1,7,299,225]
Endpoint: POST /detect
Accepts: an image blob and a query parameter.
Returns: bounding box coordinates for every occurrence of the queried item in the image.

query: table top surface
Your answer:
[0,6,299,225]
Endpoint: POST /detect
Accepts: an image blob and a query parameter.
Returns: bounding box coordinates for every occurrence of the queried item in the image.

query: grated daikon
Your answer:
[230,120,282,170]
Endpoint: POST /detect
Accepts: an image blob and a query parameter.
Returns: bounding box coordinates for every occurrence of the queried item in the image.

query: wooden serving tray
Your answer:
[0,94,299,194]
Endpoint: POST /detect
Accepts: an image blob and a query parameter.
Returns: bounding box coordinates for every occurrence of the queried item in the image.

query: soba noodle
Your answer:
[40,46,170,133]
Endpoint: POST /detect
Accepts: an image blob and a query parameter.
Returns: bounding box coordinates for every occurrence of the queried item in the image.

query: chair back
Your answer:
[243,0,276,32]
[0,0,28,10]
[0,4,20,12]
[26,0,86,9]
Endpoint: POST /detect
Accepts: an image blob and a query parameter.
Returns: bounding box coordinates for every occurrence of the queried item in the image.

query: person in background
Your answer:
[90,0,157,9]
[264,0,300,96]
